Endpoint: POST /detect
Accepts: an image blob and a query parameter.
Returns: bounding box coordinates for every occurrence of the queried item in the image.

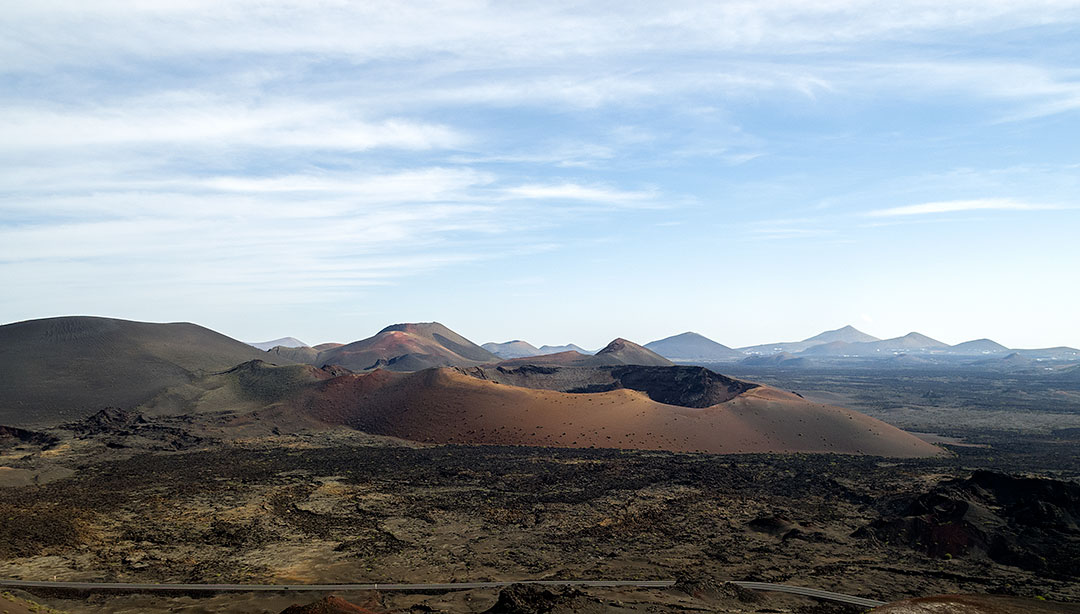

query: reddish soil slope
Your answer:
[496,350,591,367]
[587,338,674,366]
[302,367,941,457]
[317,322,498,371]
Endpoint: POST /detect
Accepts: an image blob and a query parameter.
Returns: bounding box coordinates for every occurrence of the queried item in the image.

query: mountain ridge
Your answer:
[644,331,744,362]
[0,315,291,425]
[316,322,498,371]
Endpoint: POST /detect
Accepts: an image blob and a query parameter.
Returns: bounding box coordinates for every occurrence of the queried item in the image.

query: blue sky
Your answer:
[2,1,1079,349]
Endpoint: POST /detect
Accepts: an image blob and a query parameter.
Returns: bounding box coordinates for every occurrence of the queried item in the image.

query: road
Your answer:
[731,581,886,608]
[0,578,886,607]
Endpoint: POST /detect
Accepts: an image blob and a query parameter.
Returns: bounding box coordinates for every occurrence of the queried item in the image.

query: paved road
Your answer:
[732,581,886,608]
[0,578,885,608]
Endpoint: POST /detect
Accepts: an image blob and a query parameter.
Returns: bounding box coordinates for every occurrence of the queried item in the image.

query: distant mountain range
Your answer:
[0,314,1073,457]
[644,332,744,362]
[6,314,1073,425]
[0,317,679,425]
[253,323,1079,368]
[739,325,882,355]
[490,338,672,368]
[247,324,666,372]
[247,337,309,351]
[638,325,1079,363]
[482,340,593,359]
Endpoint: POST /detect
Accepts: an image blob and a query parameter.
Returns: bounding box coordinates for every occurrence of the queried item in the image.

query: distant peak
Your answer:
[598,337,647,354]
[379,322,446,334]
[802,324,879,344]
[674,331,705,339]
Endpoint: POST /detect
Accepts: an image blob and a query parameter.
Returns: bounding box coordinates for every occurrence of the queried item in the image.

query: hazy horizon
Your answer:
[1,313,1074,353]
[3,2,1079,349]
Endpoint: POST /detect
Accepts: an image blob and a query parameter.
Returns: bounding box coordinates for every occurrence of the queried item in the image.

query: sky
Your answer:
[2,1,1079,350]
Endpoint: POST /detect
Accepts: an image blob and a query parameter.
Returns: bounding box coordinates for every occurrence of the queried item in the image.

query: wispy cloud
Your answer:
[502,183,658,206]
[866,198,1067,217]
[3,0,1080,344]
[2,99,464,151]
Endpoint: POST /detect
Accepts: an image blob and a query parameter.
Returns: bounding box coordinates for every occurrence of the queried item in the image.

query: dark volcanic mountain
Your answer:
[644,332,744,362]
[949,338,1009,354]
[799,341,857,356]
[267,345,321,364]
[495,350,592,367]
[493,338,675,368]
[293,364,940,457]
[538,343,592,355]
[741,324,879,355]
[0,314,943,457]
[803,324,880,345]
[1013,346,1080,360]
[866,332,949,352]
[584,338,674,367]
[0,316,287,425]
[483,340,592,358]
[797,332,949,357]
[316,322,498,371]
[462,364,756,407]
[248,337,308,351]
[482,340,541,359]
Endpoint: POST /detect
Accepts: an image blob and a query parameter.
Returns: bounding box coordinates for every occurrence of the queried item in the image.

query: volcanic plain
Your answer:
[1,317,1079,613]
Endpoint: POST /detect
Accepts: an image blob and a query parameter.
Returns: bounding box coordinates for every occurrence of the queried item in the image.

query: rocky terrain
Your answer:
[0,412,1078,613]
[1,316,1078,612]
[856,471,1080,579]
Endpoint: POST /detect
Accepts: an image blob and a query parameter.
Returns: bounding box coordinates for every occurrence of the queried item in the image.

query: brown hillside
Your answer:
[495,339,673,368]
[461,365,755,407]
[316,322,498,371]
[496,350,591,367]
[0,316,290,426]
[585,338,674,366]
[268,345,321,364]
[302,367,942,457]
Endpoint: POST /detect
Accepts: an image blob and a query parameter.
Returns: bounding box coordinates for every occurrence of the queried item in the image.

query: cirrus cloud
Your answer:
[866,198,1067,217]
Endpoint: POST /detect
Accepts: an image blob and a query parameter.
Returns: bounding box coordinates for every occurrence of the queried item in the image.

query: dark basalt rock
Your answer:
[280,595,379,614]
[604,365,756,407]
[62,407,205,450]
[483,584,603,614]
[0,424,59,449]
[459,364,757,408]
[674,574,763,604]
[63,407,148,435]
[855,471,1080,579]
